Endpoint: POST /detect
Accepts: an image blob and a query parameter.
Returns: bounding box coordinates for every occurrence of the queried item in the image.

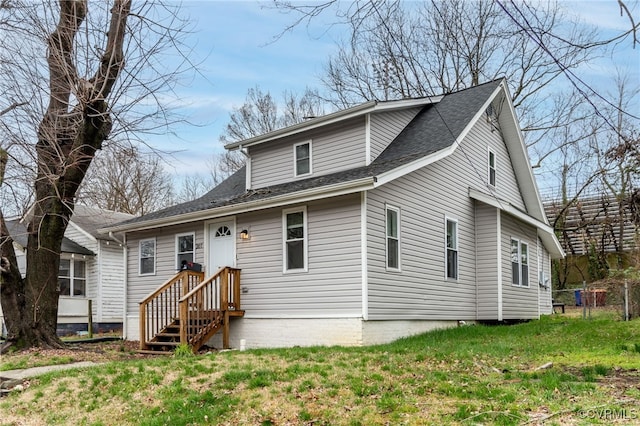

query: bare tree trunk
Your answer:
[0,0,130,352]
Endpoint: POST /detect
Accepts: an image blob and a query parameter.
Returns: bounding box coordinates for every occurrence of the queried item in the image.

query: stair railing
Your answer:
[178,266,241,351]
[139,270,204,350]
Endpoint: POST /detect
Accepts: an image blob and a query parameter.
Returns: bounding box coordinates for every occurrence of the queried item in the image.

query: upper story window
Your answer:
[386,205,400,271]
[445,218,458,280]
[139,238,156,275]
[283,207,307,272]
[176,232,195,269]
[294,141,312,177]
[58,258,86,297]
[511,238,529,287]
[488,149,496,187]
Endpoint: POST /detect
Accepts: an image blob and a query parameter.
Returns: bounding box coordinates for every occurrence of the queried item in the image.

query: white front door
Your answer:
[208,220,236,272]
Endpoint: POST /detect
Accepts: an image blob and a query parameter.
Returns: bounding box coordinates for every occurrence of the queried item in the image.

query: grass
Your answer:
[1,314,639,425]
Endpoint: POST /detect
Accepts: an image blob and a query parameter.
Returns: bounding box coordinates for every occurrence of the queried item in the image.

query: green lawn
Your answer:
[2,314,639,425]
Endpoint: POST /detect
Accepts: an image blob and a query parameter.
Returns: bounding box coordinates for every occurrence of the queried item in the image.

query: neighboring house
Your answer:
[103,79,564,351]
[1,206,133,335]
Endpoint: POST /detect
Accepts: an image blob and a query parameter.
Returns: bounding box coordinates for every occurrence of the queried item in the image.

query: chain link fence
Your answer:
[553,279,640,320]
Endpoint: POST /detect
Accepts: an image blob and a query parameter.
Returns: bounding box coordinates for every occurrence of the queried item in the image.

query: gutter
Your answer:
[469,187,565,258]
[100,176,376,234]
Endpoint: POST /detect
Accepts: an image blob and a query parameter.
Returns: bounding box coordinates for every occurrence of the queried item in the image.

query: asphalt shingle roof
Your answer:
[6,219,95,256]
[112,79,502,229]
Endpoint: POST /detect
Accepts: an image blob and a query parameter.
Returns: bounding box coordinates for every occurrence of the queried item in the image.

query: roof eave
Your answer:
[100,177,376,234]
[224,97,440,151]
[469,187,565,258]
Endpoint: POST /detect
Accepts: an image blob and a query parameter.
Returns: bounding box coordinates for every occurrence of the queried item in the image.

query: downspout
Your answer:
[240,145,251,190]
[110,231,128,339]
[497,208,503,321]
[96,240,103,324]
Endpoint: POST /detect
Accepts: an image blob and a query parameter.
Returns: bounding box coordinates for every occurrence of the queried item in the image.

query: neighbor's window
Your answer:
[386,205,400,270]
[446,218,458,280]
[294,141,312,176]
[488,149,496,187]
[511,238,529,287]
[58,258,86,297]
[139,238,156,275]
[176,232,195,269]
[284,207,307,272]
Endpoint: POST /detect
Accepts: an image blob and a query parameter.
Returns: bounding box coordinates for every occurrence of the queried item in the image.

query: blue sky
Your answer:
[155,1,639,180]
[154,1,342,175]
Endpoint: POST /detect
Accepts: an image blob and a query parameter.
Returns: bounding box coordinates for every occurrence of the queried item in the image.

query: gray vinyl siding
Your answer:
[366,113,526,320]
[501,213,539,319]
[126,223,205,313]
[236,193,362,317]
[482,114,526,211]
[249,117,366,188]
[367,166,477,320]
[369,108,422,161]
[538,238,553,314]
[475,202,500,320]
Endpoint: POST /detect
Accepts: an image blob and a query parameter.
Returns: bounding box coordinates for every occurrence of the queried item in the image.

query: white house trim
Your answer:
[375,145,457,187]
[224,97,441,150]
[497,207,503,321]
[102,177,376,233]
[361,191,368,320]
[469,187,564,258]
[365,113,371,165]
[67,221,97,243]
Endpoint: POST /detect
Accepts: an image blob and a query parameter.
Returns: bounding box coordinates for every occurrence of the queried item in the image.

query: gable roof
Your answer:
[68,205,134,241]
[102,77,559,258]
[6,219,95,256]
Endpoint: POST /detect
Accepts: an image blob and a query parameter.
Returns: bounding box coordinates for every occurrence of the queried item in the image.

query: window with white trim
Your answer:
[58,258,86,297]
[176,232,195,269]
[294,141,312,176]
[488,149,496,187]
[386,205,400,270]
[511,238,529,287]
[139,238,156,275]
[284,207,307,272]
[446,218,458,280]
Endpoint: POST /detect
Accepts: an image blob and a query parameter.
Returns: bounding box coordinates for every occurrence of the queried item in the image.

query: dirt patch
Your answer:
[1,339,156,368]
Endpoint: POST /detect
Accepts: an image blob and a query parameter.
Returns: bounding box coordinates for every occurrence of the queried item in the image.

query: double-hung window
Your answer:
[294,141,312,177]
[386,205,400,271]
[176,232,195,269]
[58,258,86,297]
[488,149,496,187]
[284,207,307,272]
[511,238,529,287]
[139,238,156,275]
[446,218,458,280]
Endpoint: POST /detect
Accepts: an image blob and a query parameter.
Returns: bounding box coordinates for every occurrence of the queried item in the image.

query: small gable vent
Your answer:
[485,104,496,121]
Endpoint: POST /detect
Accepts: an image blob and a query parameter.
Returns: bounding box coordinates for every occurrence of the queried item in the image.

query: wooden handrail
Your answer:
[139,270,204,350]
[177,267,241,351]
[179,267,225,302]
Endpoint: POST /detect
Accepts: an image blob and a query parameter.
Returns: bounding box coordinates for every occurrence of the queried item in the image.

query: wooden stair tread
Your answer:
[147,341,179,346]
[137,349,173,355]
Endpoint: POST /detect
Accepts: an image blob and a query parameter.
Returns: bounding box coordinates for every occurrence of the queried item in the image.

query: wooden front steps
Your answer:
[139,267,243,354]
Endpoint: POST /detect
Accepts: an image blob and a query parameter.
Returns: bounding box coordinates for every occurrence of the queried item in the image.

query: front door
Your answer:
[208,220,236,272]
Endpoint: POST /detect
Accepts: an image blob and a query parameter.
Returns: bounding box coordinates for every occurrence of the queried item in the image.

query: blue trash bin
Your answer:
[574,289,582,306]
